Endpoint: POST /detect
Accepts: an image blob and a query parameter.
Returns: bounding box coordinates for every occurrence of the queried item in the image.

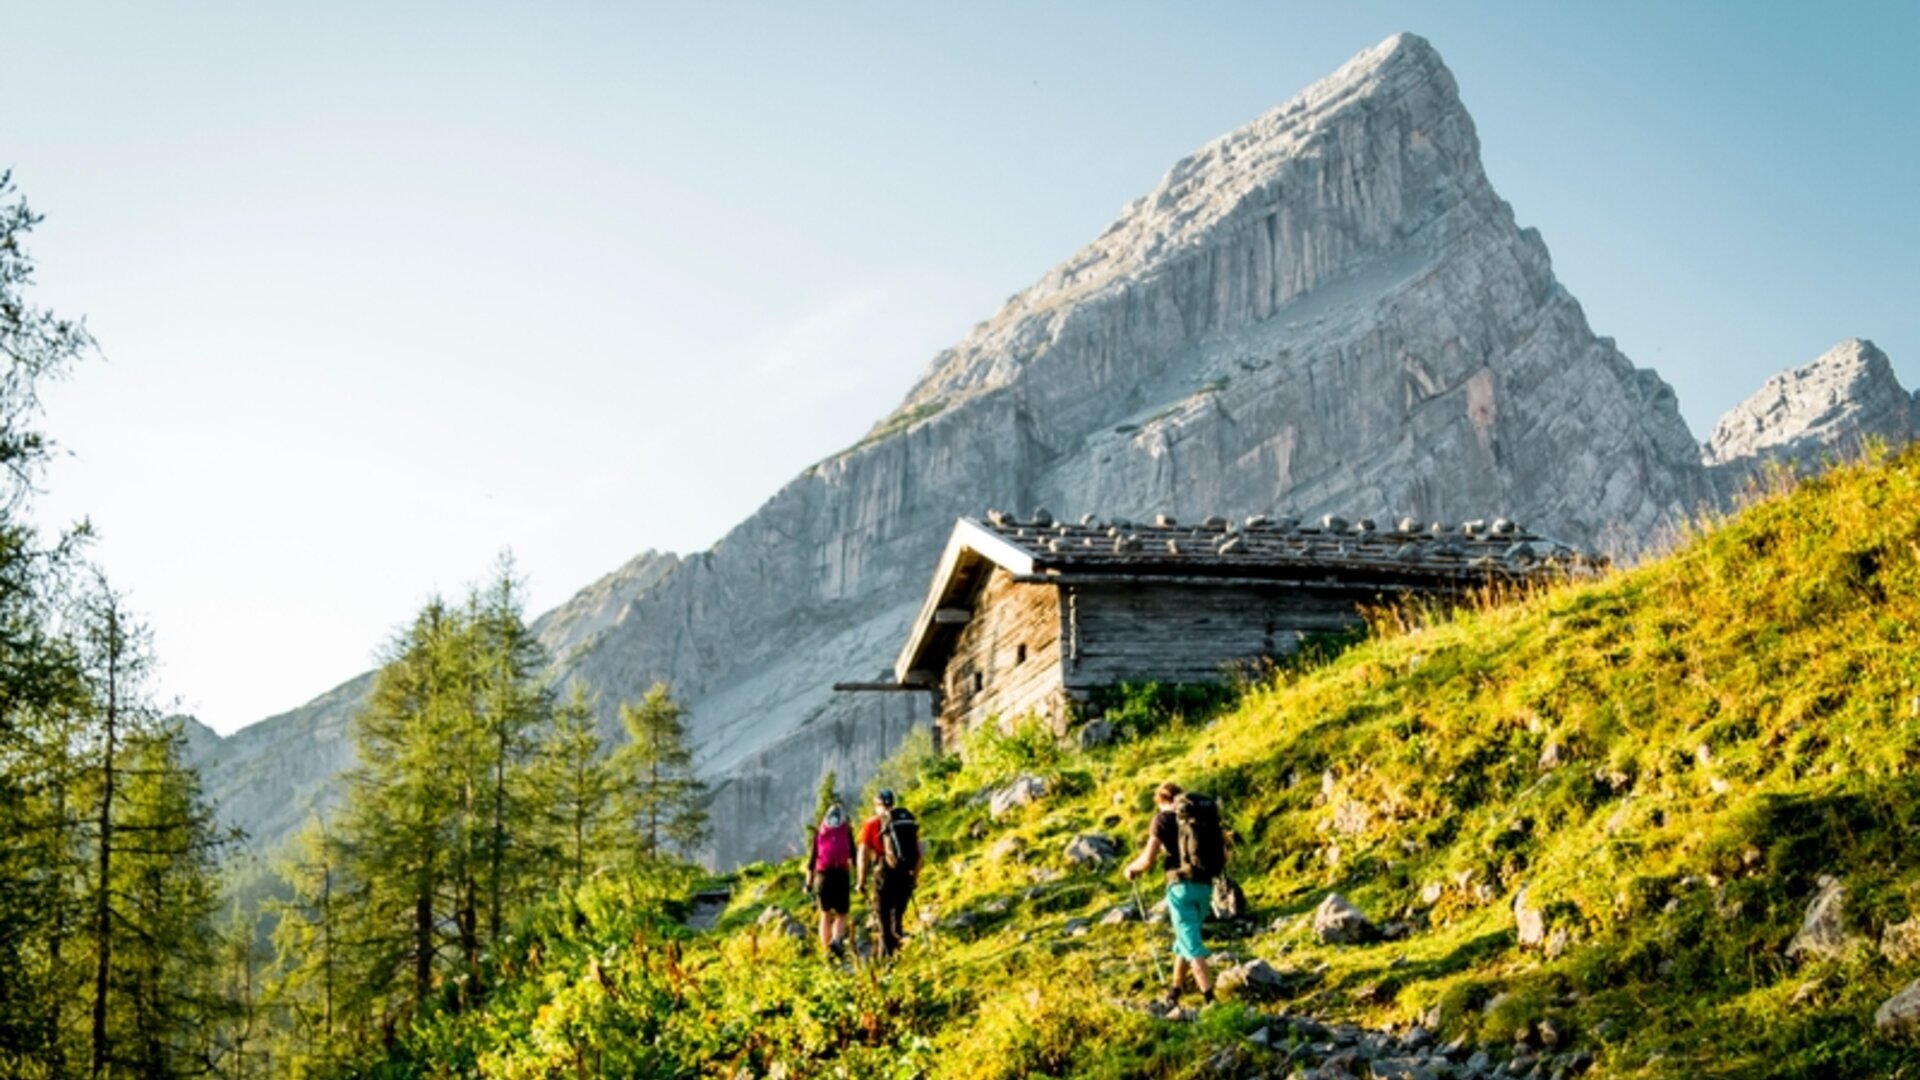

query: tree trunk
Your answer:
[89,613,119,1080]
[489,726,506,946]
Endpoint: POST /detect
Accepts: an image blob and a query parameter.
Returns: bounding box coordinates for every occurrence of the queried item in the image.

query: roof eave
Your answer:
[892,518,1039,681]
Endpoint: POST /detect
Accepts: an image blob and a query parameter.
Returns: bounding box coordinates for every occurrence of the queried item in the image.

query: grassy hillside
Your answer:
[385,445,1920,1079]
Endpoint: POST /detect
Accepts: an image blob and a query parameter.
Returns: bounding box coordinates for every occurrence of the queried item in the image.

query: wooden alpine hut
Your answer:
[842,509,1596,748]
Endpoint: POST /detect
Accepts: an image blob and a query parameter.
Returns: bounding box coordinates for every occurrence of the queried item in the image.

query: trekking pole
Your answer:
[1131,877,1168,985]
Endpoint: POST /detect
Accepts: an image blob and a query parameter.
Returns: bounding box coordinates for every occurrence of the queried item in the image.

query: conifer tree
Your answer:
[814,770,842,821]
[0,172,233,1080]
[264,816,343,1077]
[333,598,466,1032]
[470,561,549,943]
[612,683,708,863]
[95,723,230,1078]
[524,682,616,889]
[0,169,97,1077]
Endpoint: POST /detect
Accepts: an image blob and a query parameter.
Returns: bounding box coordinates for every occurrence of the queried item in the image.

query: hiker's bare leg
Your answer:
[1191,956,1213,996]
[818,910,833,952]
[1170,957,1190,997]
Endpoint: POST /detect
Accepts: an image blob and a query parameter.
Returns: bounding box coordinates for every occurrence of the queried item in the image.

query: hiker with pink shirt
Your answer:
[809,802,855,956]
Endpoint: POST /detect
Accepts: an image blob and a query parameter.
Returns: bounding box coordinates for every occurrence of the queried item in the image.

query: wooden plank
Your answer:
[936,568,1067,743]
[1060,580,1368,693]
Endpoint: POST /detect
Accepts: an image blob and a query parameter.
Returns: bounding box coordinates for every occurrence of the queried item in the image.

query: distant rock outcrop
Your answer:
[1706,339,1915,496]
[191,33,1912,869]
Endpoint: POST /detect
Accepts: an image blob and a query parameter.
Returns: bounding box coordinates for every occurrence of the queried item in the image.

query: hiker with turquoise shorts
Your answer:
[1124,781,1224,1009]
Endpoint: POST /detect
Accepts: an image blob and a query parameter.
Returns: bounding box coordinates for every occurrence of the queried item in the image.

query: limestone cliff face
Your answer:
[1705,339,1915,496]
[197,32,1906,868]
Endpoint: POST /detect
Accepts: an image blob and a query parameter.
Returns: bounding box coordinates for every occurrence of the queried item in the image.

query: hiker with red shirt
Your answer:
[809,802,855,956]
[856,788,921,959]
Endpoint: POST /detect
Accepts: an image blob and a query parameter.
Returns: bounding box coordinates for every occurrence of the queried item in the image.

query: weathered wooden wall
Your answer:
[939,568,1066,744]
[1060,581,1368,692]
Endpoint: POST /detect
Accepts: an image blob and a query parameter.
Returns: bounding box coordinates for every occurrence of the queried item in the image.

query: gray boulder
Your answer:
[1211,876,1249,920]
[1313,892,1379,945]
[1876,979,1920,1040]
[1369,1058,1438,1080]
[988,835,1027,863]
[1099,904,1137,926]
[1063,833,1122,867]
[1077,719,1116,750]
[1514,885,1547,949]
[1882,917,1920,966]
[755,906,809,940]
[989,774,1050,820]
[1214,958,1292,1000]
[1786,875,1859,962]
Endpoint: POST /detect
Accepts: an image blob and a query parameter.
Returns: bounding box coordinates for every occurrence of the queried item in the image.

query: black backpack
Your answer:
[1171,793,1226,884]
[880,807,921,877]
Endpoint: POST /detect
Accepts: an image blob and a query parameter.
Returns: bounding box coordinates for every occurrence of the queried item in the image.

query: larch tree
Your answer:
[612,683,708,864]
[523,682,616,890]
[0,169,97,1077]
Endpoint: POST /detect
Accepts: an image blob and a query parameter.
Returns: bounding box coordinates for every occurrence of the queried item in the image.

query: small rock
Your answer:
[1514,886,1547,949]
[1215,958,1292,1000]
[1538,742,1567,771]
[1099,904,1136,926]
[1882,917,1920,965]
[1545,927,1570,958]
[1078,719,1116,750]
[1418,881,1445,906]
[1403,1026,1433,1050]
[1537,1018,1562,1048]
[1465,1050,1493,1074]
[1248,1025,1271,1045]
[988,774,1050,820]
[1877,979,1920,1039]
[754,906,808,940]
[1064,917,1091,937]
[1063,833,1121,867]
[1332,799,1372,835]
[967,820,988,840]
[1313,893,1379,945]
[1786,875,1858,962]
[988,836,1027,862]
[980,898,1011,916]
[1370,1057,1434,1080]
[1211,876,1250,920]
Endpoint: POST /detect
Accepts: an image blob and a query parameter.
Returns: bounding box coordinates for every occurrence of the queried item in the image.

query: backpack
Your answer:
[1170,792,1226,884]
[815,822,853,871]
[880,807,921,877]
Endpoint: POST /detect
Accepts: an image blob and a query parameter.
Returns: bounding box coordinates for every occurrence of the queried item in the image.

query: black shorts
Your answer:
[815,867,851,914]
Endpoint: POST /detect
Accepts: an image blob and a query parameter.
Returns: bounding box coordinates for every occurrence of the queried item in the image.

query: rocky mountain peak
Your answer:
[1705,338,1913,469]
[891,30,1486,415]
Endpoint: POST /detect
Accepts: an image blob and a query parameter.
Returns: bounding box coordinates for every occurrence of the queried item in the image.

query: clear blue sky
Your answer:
[6,2,1915,733]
